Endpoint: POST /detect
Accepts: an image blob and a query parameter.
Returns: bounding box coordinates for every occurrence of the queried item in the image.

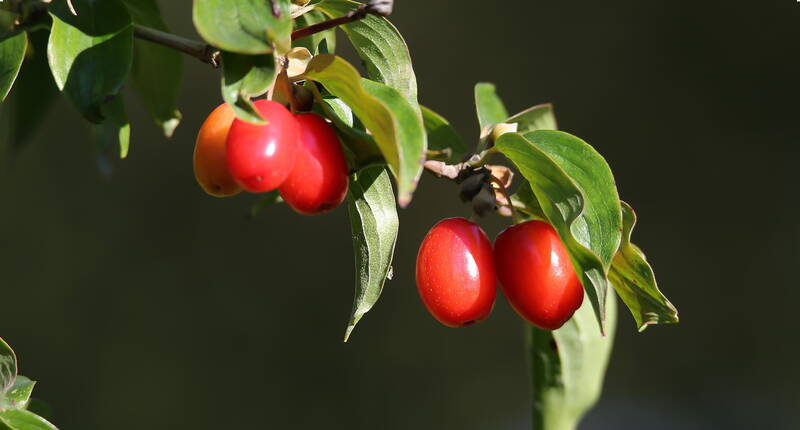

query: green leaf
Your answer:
[121,0,183,138]
[301,55,426,206]
[92,96,130,158]
[609,201,679,331]
[0,32,26,102]
[5,30,59,153]
[316,0,417,106]
[193,0,292,55]
[47,0,133,122]
[344,166,398,341]
[220,52,276,124]
[523,130,622,270]
[495,132,622,332]
[311,94,381,169]
[293,9,336,54]
[421,105,466,163]
[0,410,58,430]
[3,376,35,410]
[474,82,508,131]
[529,290,616,430]
[510,180,545,221]
[507,103,557,133]
[0,338,16,394]
[249,190,283,219]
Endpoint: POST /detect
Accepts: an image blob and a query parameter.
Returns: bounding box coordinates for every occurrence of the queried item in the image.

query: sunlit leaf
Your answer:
[495,131,622,331]
[0,409,58,430]
[609,201,679,330]
[3,376,35,410]
[507,103,557,133]
[344,166,398,341]
[316,0,418,107]
[474,82,508,131]
[301,54,425,206]
[0,32,26,102]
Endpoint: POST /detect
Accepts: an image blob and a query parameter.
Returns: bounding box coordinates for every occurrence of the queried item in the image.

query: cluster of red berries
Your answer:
[193,100,349,215]
[416,218,584,330]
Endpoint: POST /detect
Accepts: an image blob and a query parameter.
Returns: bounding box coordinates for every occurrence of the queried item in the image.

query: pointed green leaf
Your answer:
[220,52,275,124]
[344,166,398,341]
[507,103,557,133]
[193,0,292,55]
[0,338,16,395]
[316,0,418,107]
[6,30,59,153]
[47,0,133,123]
[523,130,622,270]
[121,0,183,138]
[529,291,616,430]
[3,376,35,410]
[301,55,426,206]
[609,201,679,331]
[474,82,508,131]
[495,132,621,331]
[0,32,26,102]
[421,105,466,163]
[293,9,336,54]
[0,410,58,430]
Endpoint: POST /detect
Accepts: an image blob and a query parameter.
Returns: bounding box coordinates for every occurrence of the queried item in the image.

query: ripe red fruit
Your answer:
[193,103,241,197]
[415,218,496,327]
[494,220,584,330]
[279,113,349,214]
[226,100,300,193]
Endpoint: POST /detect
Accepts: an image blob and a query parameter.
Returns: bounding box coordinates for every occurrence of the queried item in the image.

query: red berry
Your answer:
[279,113,349,215]
[415,218,496,327]
[494,220,584,330]
[226,100,300,193]
[193,103,241,197]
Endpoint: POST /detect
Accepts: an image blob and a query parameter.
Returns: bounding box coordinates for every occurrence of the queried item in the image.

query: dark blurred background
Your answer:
[1,0,799,429]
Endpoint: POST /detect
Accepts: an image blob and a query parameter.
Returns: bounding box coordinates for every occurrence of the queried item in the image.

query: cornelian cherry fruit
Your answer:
[193,103,240,197]
[415,218,496,327]
[279,113,349,215]
[226,100,300,193]
[494,220,584,330]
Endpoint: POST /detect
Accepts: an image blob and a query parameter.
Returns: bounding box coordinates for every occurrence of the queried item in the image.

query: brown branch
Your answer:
[291,0,394,41]
[133,24,220,67]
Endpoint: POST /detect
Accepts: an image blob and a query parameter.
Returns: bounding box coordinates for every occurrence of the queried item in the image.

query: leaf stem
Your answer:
[291,0,394,41]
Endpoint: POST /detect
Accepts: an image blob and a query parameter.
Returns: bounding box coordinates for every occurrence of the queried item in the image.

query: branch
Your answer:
[133,24,220,68]
[291,0,394,41]
[422,149,495,181]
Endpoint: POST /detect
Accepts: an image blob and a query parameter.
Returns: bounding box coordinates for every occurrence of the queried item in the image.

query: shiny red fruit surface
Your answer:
[415,218,496,327]
[225,100,300,193]
[494,220,584,330]
[279,113,349,215]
